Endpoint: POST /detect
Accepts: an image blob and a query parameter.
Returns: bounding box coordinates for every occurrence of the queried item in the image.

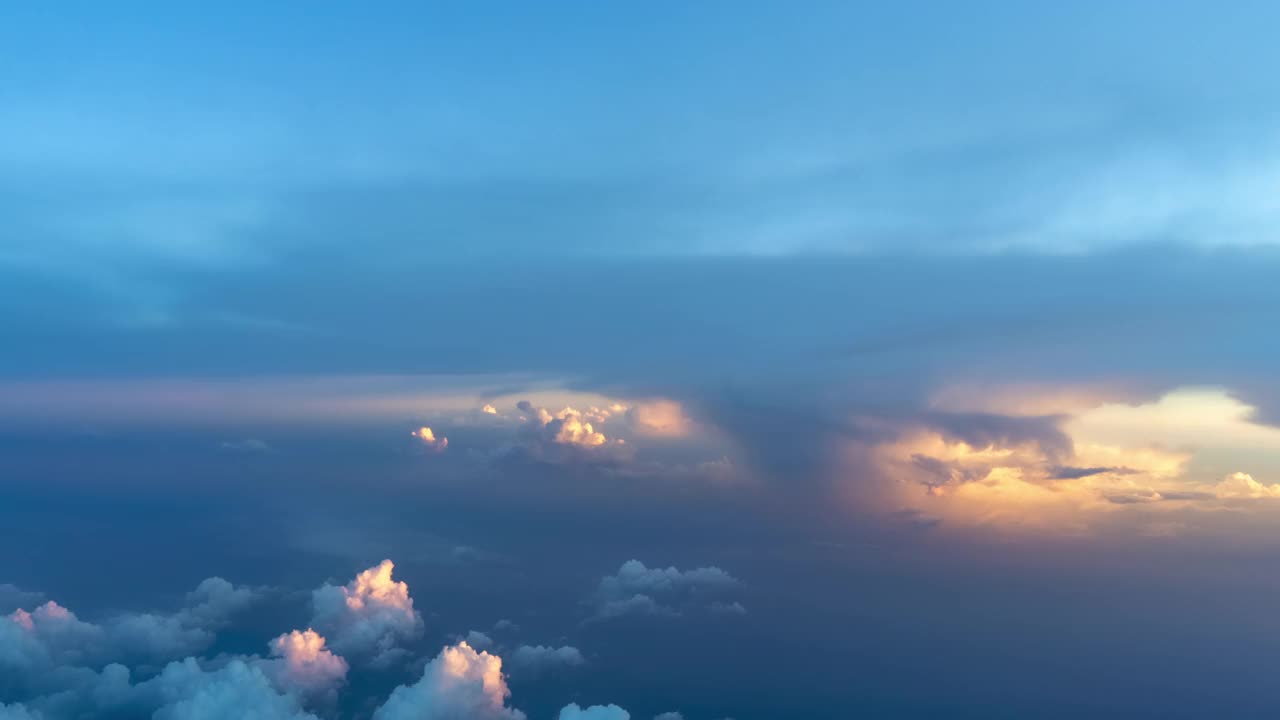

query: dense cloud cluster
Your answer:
[259,629,349,702]
[310,559,423,665]
[373,641,524,720]
[511,401,628,461]
[0,559,715,720]
[849,387,1280,533]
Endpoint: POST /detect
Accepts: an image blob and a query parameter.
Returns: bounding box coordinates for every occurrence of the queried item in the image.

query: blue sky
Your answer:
[4,3,1280,720]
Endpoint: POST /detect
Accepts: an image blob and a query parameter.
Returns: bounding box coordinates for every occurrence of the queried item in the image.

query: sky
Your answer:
[4,2,1280,719]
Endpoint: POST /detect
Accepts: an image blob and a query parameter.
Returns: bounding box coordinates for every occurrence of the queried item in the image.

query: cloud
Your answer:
[3,601,103,671]
[102,612,213,663]
[508,645,585,673]
[626,400,692,438]
[0,567,654,720]
[373,641,525,720]
[105,577,259,663]
[310,560,423,665]
[145,658,319,720]
[1212,472,1280,499]
[1,577,261,687]
[558,703,630,720]
[181,577,259,628]
[0,586,43,615]
[258,629,348,700]
[850,387,1280,534]
[503,400,632,465]
[482,404,498,415]
[653,713,683,720]
[0,702,40,720]
[516,401,614,448]
[588,560,743,620]
[411,426,449,452]
[463,630,495,651]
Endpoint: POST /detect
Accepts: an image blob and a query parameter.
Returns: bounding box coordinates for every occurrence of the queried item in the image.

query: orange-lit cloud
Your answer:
[411,426,448,452]
[1212,471,1280,499]
[263,628,349,699]
[852,387,1280,535]
[373,641,524,720]
[515,401,621,449]
[310,560,423,663]
[626,400,692,438]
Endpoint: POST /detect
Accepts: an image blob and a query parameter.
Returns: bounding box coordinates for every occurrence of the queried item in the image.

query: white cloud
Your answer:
[1212,472,1280,499]
[515,401,628,453]
[311,560,423,665]
[653,713,684,720]
[146,658,319,720]
[509,645,585,673]
[588,560,742,620]
[3,601,103,669]
[558,703,630,720]
[103,613,212,662]
[373,641,525,720]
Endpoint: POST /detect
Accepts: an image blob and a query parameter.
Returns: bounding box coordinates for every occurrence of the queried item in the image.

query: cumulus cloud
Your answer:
[508,645,585,673]
[463,630,495,651]
[0,567,660,720]
[516,401,614,448]
[258,629,348,700]
[411,426,449,452]
[502,400,634,465]
[0,566,667,720]
[558,703,630,720]
[311,560,423,665]
[588,560,743,620]
[3,601,103,670]
[0,586,43,615]
[145,658,319,720]
[101,577,258,663]
[1212,472,1280,499]
[373,641,525,720]
[653,713,684,720]
[102,612,213,662]
[626,400,692,438]
[0,576,261,707]
[854,387,1280,533]
[181,577,259,628]
[482,404,499,415]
